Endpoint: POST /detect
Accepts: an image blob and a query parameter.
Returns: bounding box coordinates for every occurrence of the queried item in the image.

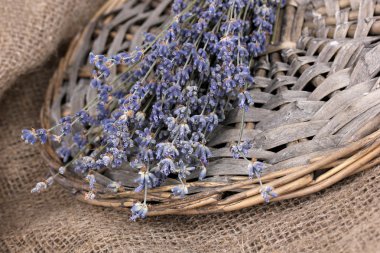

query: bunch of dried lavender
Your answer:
[23,0,284,220]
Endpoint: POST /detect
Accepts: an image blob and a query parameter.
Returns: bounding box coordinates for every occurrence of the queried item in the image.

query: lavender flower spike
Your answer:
[21,129,37,144]
[130,202,148,221]
[248,161,264,179]
[31,182,47,193]
[172,184,189,198]
[260,186,278,203]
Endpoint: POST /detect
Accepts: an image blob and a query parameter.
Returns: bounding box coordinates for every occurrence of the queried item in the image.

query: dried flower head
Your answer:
[130,202,148,221]
[31,182,47,194]
[172,184,189,198]
[248,161,264,179]
[260,185,278,203]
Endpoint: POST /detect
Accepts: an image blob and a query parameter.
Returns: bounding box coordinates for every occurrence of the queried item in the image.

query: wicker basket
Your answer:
[40,0,380,216]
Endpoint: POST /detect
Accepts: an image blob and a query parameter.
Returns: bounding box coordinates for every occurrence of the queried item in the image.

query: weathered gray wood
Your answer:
[93,171,118,188]
[350,0,361,10]
[224,107,272,125]
[323,0,339,17]
[210,147,275,160]
[207,128,261,147]
[131,0,172,49]
[317,40,342,62]
[356,18,376,38]
[119,41,132,51]
[104,168,139,187]
[312,79,376,120]
[340,113,380,144]
[253,120,329,149]
[308,68,351,101]
[256,59,271,71]
[251,76,272,88]
[93,4,144,55]
[279,4,295,43]
[107,9,150,56]
[66,20,98,100]
[256,100,324,131]
[51,87,66,125]
[350,43,380,86]
[291,1,307,41]
[335,8,349,27]
[269,62,290,77]
[287,56,316,76]
[86,82,98,118]
[345,43,369,68]
[263,90,311,109]
[296,36,313,50]
[329,40,363,73]
[282,47,306,63]
[336,103,380,144]
[70,80,88,114]
[109,0,140,27]
[310,0,325,12]
[265,148,339,173]
[353,0,374,38]
[315,88,380,138]
[269,135,343,164]
[306,38,327,56]
[292,63,330,90]
[249,90,273,104]
[207,159,261,176]
[265,75,297,93]
[333,21,353,39]
[315,16,329,38]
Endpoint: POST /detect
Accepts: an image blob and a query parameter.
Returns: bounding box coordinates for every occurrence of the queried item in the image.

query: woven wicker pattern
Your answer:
[41,0,380,216]
[2,0,380,252]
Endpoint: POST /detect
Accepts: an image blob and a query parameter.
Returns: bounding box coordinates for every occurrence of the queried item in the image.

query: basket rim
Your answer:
[39,0,380,216]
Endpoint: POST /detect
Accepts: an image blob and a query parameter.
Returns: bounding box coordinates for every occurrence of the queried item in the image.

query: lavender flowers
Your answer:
[23,0,283,219]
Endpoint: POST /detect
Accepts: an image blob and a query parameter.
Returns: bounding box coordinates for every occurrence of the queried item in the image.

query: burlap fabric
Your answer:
[1,1,380,252]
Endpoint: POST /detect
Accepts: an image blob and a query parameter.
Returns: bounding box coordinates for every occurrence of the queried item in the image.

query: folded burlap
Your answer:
[1,1,380,252]
[0,0,105,99]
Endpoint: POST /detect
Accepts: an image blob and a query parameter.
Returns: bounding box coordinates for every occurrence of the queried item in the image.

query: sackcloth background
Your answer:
[1,0,380,252]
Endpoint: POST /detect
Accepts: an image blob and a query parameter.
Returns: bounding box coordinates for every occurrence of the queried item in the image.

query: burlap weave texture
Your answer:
[0,0,105,99]
[1,1,380,252]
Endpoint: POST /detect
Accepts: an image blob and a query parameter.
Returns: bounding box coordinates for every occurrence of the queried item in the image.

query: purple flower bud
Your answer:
[172,184,188,198]
[86,174,96,190]
[158,158,177,176]
[248,161,264,179]
[130,202,148,221]
[260,186,278,203]
[31,182,47,193]
[58,167,66,175]
[21,129,37,145]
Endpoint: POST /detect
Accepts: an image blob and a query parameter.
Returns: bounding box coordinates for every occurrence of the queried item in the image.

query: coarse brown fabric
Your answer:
[0,0,105,99]
[1,1,380,253]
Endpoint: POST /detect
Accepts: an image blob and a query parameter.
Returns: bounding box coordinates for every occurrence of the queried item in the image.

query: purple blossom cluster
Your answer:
[22,0,283,220]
